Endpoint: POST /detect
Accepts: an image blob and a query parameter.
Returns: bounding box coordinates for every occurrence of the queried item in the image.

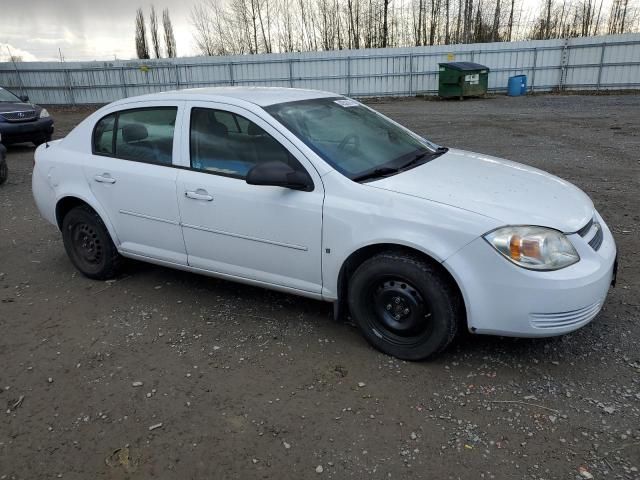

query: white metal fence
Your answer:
[1,33,639,105]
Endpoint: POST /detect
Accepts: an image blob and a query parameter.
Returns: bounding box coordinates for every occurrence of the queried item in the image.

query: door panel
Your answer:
[83,103,187,264]
[177,102,324,293]
[178,170,323,292]
[85,160,186,263]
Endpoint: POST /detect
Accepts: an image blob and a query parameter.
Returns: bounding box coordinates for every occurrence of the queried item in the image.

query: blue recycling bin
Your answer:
[507,75,527,96]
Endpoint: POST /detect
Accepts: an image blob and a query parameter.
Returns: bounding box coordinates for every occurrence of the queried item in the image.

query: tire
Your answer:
[61,205,122,280]
[0,160,7,186]
[348,252,462,361]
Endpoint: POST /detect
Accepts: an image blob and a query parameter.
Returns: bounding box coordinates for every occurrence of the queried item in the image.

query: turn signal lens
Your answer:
[484,226,579,271]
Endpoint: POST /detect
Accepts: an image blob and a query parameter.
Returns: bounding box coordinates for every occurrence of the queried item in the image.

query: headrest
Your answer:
[247,122,264,136]
[122,123,148,143]
[210,121,228,137]
[192,109,228,137]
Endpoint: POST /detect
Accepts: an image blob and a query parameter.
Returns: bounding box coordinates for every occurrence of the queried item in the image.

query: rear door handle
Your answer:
[94,173,116,184]
[185,189,213,201]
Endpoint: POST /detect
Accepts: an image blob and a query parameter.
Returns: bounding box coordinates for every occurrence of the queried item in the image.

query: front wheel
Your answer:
[61,206,122,280]
[348,252,462,360]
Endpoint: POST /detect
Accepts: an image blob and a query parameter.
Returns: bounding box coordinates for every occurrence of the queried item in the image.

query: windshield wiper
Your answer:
[352,167,399,182]
[397,147,449,171]
[353,147,449,183]
[397,151,428,170]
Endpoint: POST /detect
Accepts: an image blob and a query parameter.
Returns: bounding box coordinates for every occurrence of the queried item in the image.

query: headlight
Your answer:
[484,226,579,271]
[39,109,50,118]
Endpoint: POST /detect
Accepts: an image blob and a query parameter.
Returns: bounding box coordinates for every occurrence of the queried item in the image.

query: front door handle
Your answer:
[94,173,116,184]
[185,189,213,201]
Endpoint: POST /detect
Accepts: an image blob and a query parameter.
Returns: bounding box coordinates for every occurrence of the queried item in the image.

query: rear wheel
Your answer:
[61,206,122,280]
[348,252,461,360]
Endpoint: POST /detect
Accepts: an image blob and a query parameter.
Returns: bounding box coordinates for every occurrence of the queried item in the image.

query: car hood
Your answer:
[0,102,36,113]
[367,148,594,233]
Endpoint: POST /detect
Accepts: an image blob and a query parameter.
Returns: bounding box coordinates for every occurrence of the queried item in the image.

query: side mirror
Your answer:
[19,95,29,102]
[246,161,313,192]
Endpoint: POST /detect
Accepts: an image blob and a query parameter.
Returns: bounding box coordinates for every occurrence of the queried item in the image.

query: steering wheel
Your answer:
[338,133,360,151]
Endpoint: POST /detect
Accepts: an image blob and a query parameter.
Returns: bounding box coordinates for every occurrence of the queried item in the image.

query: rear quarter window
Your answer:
[93,114,115,154]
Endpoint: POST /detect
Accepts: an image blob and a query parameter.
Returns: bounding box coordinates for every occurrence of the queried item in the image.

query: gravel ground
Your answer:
[0,94,639,480]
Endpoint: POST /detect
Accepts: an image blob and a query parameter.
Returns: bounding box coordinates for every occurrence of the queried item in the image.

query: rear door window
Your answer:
[93,107,177,166]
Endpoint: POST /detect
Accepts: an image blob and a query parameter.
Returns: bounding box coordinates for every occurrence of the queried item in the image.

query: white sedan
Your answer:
[32,87,617,360]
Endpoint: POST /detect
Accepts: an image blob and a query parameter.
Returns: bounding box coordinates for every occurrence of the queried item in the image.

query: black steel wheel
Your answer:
[61,205,122,279]
[370,277,433,341]
[348,252,462,360]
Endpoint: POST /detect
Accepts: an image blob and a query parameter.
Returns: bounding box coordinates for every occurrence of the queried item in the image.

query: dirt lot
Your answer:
[1,94,639,480]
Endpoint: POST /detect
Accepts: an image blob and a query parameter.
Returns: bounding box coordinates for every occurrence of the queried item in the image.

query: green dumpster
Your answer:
[438,62,490,99]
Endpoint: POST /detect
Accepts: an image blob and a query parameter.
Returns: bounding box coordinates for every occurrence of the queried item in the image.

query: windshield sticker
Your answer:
[334,99,359,108]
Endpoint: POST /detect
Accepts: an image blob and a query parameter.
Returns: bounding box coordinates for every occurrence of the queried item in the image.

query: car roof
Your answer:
[114,87,340,108]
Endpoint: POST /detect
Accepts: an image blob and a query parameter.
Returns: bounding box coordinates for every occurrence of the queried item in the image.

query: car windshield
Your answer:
[266,98,444,181]
[0,87,21,103]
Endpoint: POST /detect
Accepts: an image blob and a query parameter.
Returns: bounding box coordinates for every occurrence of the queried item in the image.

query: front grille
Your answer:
[575,215,603,252]
[576,218,594,237]
[530,301,602,329]
[588,224,604,251]
[1,110,37,122]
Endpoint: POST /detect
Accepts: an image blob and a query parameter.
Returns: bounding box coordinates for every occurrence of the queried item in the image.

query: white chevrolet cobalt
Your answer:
[32,87,617,360]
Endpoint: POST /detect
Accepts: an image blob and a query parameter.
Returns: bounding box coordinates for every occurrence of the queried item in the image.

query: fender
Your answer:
[54,190,122,247]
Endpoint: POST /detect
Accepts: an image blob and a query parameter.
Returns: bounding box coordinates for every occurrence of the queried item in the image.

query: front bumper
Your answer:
[0,118,54,144]
[444,211,617,337]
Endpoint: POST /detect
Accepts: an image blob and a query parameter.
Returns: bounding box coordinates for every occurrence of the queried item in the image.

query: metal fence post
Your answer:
[559,38,570,91]
[346,57,351,96]
[119,67,128,98]
[289,59,294,87]
[64,68,75,105]
[175,64,180,89]
[408,53,413,96]
[228,63,235,86]
[531,48,538,93]
[596,43,607,90]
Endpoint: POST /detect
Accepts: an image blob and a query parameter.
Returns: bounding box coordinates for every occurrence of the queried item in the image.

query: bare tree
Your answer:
[188,0,639,57]
[544,0,552,38]
[491,0,501,41]
[135,8,150,59]
[609,0,631,33]
[444,0,451,43]
[149,6,162,58]
[163,9,177,57]
[191,3,216,55]
[382,0,391,47]
[347,0,361,48]
[507,0,515,40]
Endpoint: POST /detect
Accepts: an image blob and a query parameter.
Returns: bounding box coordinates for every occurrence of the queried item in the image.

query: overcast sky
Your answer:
[0,0,196,62]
